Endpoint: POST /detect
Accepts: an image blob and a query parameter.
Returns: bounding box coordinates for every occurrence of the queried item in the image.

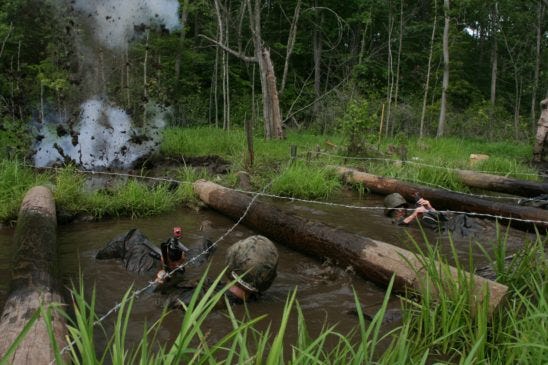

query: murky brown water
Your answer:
[0,191,534,355]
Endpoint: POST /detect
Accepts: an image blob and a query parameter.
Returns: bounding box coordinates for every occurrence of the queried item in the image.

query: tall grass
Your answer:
[2,232,546,364]
[0,160,49,221]
[269,162,341,199]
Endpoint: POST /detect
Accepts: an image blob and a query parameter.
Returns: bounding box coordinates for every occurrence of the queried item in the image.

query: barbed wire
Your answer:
[35,163,548,228]
[313,151,548,178]
[52,176,276,362]
[231,188,548,226]
[41,159,547,361]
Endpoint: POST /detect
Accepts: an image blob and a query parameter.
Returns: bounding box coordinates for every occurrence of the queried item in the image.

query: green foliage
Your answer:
[4,230,546,364]
[0,160,47,221]
[337,99,381,155]
[160,127,244,158]
[0,117,32,159]
[270,162,341,200]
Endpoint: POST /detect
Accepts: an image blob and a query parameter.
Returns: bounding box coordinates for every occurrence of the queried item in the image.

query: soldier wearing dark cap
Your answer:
[384,192,446,229]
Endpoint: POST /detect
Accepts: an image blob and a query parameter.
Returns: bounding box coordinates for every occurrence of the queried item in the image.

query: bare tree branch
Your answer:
[199,34,256,63]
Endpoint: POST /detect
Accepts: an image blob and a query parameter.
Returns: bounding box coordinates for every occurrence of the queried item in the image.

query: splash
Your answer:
[34,99,165,169]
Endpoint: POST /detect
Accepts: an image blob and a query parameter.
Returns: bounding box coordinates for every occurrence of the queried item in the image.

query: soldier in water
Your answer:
[383,192,492,239]
[166,235,279,309]
[96,222,215,293]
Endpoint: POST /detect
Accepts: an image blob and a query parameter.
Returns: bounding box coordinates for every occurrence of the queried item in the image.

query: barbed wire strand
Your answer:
[52,176,276,362]
[314,151,548,178]
[35,164,548,228]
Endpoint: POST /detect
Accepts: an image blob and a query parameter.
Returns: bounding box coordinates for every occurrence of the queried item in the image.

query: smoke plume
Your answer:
[34,0,180,170]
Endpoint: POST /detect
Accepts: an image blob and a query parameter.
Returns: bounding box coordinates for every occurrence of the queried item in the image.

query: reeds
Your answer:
[2,231,544,364]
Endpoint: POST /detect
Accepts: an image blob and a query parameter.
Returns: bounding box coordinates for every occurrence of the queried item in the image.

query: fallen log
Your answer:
[453,169,548,197]
[0,186,68,364]
[333,166,548,231]
[193,180,508,316]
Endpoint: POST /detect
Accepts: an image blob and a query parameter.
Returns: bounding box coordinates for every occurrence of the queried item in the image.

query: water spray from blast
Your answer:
[34,0,180,170]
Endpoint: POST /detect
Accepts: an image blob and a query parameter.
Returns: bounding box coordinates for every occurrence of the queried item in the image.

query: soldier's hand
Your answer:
[155,270,168,284]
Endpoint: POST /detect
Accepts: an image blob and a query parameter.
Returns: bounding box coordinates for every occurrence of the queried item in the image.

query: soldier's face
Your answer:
[392,208,406,219]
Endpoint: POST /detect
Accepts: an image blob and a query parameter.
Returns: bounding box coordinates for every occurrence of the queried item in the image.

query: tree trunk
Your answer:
[281,0,301,94]
[193,180,508,316]
[420,0,437,138]
[392,0,404,135]
[454,169,548,197]
[385,4,394,136]
[489,2,498,128]
[358,17,369,65]
[247,0,283,139]
[174,0,189,82]
[0,187,68,364]
[223,0,231,130]
[313,6,323,119]
[437,0,450,137]
[531,1,544,131]
[142,31,149,126]
[333,166,548,231]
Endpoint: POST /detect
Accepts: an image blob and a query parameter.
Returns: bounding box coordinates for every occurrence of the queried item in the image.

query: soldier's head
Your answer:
[173,227,182,239]
[384,193,408,219]
[225,235,279,294]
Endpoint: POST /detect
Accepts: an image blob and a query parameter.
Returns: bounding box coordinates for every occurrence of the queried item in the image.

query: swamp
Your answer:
[0,0,547,364]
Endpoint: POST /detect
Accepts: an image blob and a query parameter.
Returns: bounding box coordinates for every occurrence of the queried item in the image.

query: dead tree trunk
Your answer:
[204,0,284,139]
[193,180,508,316]
[0,186,67,364]
[333,166,548,231]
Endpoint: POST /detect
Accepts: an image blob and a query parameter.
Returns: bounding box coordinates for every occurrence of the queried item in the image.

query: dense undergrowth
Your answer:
[0,127,540,223]
[1,232,546,364]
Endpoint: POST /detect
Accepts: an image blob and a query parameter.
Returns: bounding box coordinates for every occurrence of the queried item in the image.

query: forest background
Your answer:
[0,0,546,159]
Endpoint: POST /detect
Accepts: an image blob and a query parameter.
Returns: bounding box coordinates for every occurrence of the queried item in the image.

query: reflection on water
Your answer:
[0,191,533,354]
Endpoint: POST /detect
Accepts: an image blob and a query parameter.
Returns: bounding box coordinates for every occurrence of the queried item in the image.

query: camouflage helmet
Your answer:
[225,235,279,293]
[383,193,408,216]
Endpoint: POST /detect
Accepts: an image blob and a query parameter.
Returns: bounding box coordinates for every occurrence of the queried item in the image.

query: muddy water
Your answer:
[0,191,533,354]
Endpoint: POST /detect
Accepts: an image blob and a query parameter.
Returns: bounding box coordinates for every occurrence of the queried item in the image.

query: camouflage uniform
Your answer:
[225,235,279,293]
[166,235,279,310]
[96,228,214,285]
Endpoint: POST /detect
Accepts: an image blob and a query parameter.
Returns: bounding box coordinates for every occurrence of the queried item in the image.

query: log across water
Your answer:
[333,166,548,231]
[193,180,508,315]
[0,186,67,364]
[453,169,548,197]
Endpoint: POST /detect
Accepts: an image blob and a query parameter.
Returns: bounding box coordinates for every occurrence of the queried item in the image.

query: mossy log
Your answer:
[0,186,67,364]
[333,166,548,231]
[193,180,508,316]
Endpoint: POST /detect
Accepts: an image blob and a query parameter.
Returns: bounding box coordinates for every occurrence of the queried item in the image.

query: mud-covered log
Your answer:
[0,186,67,364]
[454,169,548,197]
[193,180,508,315]
[334,166,548,231]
